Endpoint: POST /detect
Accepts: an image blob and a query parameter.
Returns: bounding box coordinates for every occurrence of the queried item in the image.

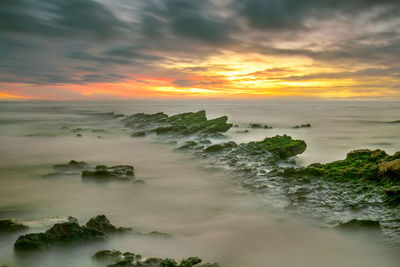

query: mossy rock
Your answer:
[82,165,134,181]
[204,141,237,153]
[243,135,306,158]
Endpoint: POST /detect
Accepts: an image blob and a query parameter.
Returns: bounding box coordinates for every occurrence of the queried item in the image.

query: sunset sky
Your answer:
[1,0,400,100]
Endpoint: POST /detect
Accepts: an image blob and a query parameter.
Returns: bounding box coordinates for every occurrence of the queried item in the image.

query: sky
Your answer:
[0,0,400,100]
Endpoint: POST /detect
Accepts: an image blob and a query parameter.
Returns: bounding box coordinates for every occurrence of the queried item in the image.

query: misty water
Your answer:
[1,100,400,267]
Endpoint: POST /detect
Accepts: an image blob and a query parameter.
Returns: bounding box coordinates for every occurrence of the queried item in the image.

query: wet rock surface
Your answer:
[0,219,29,232]
[122,110,232,137]
[93,250,220,267]
[119,110,400,245]
[14,215,128,251]
[293,123,311,129]
[82,165,134,181]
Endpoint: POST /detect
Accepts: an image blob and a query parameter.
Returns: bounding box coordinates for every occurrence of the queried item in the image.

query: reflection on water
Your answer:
[0,100,399,267]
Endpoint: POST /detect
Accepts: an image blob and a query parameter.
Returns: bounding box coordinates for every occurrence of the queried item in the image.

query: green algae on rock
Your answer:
[14,215,129,251]
[0,219,29,232]
[93,250,220,267]
[204,141,238,153]
[82,165,134,181]
[281,149,400,206]
[240,135,306,158]
[122,110,232,137]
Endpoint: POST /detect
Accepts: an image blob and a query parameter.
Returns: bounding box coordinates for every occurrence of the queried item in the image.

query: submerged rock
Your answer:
[240,135,306,158]
[0,219,29,232]
[204,141,237,153]
[14,215,127,251]
[177,141,199,150]
[14,218,105,250]
[293,123,311,129]
[335,219,380,230]
[82,165,134,181]
[93,250,219,267]
[53,160,89,172]
[249,123,272,129]
[86,215,131,233]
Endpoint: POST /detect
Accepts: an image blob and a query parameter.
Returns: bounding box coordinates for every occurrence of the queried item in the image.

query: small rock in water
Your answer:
[293,123,311,129]
[76,133,82,137]
[0,219,29,232]
[86,215,131,233]
[335,219,380,230]
[53,160,89,172]
[82,165,134,181]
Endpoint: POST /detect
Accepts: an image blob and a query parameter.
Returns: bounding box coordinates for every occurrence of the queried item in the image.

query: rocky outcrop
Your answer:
[0,219,29,232]
[93,250,220,267]
[82,165,134,181]
[384,186,400,206]
[239,135,306,158]
[14,215,128,251]
[122,110,232,137]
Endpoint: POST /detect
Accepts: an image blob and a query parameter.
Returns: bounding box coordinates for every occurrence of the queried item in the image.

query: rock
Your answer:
[177,141,198,150]
[14,215,128,251]
[378,159,400,177]
[131,131,146,137]
[82,165,134,181]
[293,123,311,129]
[233,124,239,128]
[53,160,89,172]
[236,130,249,133]
[92,129,107,133]
[123,110,232,136]
[242,135,306,158]
[249,123,272,129]
[249,123,263,128]
[76,134,82,137]
[93,250,217,267]
[384,186,400,206]
[92,249,122,262]
[96,112,124,119]
[14,218,105,250]
[387,120,400,123]
[335,219,380,230]
[204,141,237,153]
[86,215,131,233]
[0,219,29,232]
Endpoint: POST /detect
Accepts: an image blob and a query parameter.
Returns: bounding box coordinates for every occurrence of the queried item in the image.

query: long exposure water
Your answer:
[0,100,399,267]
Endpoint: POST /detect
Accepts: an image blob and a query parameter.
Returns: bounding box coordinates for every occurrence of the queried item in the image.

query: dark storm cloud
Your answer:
[140,0,235,44]
[0,0,125,38]
[234,0,399,30]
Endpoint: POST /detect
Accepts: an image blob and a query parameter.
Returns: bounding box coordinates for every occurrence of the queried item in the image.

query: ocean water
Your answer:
[0,100,399,267]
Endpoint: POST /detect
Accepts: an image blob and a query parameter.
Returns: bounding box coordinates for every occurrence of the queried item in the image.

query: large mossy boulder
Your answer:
[0,219,29,232]
[242,135,306,158]
[82,165,134,181]
[14,215,127,251]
